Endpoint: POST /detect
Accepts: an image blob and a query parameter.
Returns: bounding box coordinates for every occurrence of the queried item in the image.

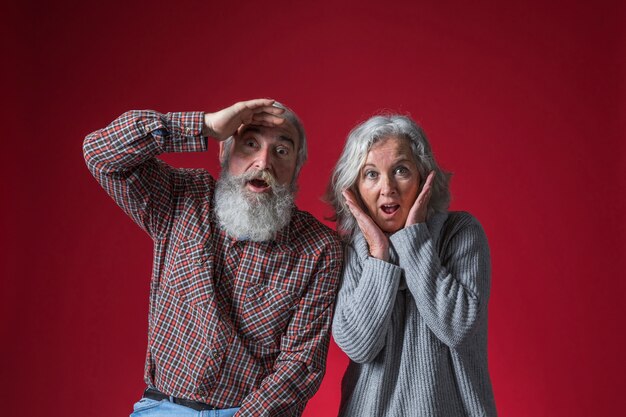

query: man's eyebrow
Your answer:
[278,135,295,149]
[240,126,296,149]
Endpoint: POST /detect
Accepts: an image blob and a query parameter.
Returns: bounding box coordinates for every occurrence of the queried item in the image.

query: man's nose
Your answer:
[253,147,272,170]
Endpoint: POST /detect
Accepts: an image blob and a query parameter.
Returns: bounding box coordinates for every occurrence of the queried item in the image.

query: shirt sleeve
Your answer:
[82,110,206,239]
[331,239,402,363]
[389,214,491,348]
[234,240,343,417]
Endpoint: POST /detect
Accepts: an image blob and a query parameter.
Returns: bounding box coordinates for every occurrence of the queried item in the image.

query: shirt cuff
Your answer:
[158,112,207,153]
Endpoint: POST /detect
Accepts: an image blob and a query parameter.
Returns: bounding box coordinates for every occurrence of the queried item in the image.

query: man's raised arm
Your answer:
[83,110,207,239]
[82,99,284,239]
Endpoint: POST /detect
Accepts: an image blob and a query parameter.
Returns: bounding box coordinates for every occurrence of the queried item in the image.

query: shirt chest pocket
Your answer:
[238,283,299,349]
[234,248,317,348]
[166,239,215,306]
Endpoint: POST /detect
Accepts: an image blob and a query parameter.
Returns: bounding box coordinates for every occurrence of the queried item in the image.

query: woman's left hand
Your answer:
[405,171,435,227]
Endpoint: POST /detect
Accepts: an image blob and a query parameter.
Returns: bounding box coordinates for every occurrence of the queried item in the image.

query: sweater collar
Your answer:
[352,211,449,263]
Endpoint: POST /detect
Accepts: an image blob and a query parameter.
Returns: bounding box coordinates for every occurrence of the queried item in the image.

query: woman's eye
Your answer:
[394,166,409,176]
[364,170,378,179]
[245,139,258,148]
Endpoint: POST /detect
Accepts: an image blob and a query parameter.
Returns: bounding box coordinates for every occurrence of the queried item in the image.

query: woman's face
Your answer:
[357,136,421,233]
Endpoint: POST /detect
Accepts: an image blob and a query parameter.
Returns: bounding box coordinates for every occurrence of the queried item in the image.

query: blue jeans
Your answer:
[130,398,240,417]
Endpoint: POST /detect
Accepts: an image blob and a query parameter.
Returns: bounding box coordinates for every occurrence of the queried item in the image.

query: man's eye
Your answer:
[276,147,289,156]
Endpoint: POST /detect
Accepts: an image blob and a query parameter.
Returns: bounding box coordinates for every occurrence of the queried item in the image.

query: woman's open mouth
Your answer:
[380,204,400,215]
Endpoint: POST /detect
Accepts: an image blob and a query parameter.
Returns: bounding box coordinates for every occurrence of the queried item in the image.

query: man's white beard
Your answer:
[214,170,295,242]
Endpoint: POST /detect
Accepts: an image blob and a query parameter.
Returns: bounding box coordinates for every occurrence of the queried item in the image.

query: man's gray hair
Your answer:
[327,114,452,238]
[220,101,308,179]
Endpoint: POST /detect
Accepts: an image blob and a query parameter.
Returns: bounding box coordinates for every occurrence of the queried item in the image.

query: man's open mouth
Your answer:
[381,204,400,214]
[247,178,271,192]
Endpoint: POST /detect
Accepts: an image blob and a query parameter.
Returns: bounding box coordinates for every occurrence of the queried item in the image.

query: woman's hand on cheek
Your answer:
[343,189,390,261]
[405,171,435,227]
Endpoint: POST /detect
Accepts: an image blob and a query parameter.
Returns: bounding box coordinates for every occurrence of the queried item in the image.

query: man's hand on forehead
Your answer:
[202,99,286,140]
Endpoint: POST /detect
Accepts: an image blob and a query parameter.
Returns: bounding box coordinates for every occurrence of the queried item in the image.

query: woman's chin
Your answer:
[377,221,404,234]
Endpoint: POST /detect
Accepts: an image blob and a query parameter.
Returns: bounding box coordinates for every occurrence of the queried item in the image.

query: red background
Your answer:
[3,1,625,416]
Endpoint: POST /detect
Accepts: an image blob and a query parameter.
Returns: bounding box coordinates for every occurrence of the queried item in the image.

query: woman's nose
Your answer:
[380,176,397,196]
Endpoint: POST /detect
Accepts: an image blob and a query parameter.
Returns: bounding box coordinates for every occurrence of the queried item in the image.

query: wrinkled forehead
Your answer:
[367,135,414,158]
[236,120,301,150]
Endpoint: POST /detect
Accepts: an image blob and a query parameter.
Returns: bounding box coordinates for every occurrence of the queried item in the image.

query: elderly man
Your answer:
[83,99,343,417]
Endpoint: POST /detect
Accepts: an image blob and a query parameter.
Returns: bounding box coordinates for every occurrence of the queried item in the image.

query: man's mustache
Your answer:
[238,170,278,187]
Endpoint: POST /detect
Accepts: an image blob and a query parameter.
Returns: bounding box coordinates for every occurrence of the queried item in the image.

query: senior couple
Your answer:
[83,99,496,417]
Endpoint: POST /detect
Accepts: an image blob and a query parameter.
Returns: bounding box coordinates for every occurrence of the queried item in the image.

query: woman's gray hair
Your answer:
[220,102,308,180]
[327,114,452,238]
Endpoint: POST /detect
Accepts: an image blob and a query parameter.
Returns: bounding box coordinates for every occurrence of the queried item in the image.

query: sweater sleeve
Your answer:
[332,238,402,363]
[389,213,491,348]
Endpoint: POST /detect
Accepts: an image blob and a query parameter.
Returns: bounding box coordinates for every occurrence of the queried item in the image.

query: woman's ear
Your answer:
[352,187,367,213]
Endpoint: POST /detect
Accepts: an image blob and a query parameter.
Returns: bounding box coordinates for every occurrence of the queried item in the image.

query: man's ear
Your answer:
[218,142,226,164]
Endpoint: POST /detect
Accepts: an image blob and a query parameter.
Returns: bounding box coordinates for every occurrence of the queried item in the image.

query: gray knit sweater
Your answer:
[332,211,496,417]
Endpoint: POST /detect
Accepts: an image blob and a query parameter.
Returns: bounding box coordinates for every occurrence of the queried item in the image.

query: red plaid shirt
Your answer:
[83,110,343,416]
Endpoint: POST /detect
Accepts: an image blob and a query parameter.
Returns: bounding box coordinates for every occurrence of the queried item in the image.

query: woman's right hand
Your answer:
[343,189,390,261]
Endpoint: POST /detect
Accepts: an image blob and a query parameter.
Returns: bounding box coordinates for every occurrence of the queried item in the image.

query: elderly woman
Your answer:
[328,115,496,417]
